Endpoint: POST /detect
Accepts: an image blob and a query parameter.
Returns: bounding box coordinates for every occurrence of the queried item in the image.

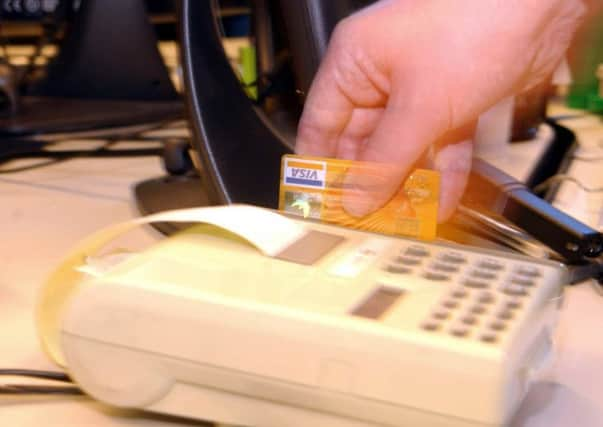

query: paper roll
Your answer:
[36,205,308,367]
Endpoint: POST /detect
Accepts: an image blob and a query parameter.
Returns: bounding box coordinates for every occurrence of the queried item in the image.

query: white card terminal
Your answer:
[46,205,568,427]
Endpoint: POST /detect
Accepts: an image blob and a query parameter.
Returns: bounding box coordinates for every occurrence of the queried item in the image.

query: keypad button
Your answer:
[515,265,541,278]
[422,320,441,331]
[470,305,487,315]
[405,245,431,257]
[451,288,469,299]
[480,332,498,343]
[496,310,514,321]
[477,259,504,271]
[489,320,507,331]
[477,291,496,304]
[450,324,470,337]
[385,264,412,274]
[393,256,422,266]
[501,284,528,297]
[423,271,451,282]
[463,279,489,289]
[432,309,450,320]
[510,276,536,287]
[430,262,460,273]
[504,298,522,310]
[469,270,498,281]
[443,299,459,309]
[461,315,478,325]
[439,252,467,264]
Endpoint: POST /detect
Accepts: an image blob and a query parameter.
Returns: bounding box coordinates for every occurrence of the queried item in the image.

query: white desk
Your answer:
[1,128,602,427]
[0,146,210,426]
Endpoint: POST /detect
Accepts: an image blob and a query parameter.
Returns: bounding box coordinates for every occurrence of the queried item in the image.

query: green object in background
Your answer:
[588,93,603,114]
[240,45,258,101]
[567,8,603,113]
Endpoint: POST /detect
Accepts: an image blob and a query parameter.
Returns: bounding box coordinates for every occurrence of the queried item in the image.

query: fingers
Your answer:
[430,122,476,222]
[295,21,388,158]
[342,91,450,217]
[433,139,474,223]
[295,47,357,158]
[295,74,354,158]
[336,108,384,160]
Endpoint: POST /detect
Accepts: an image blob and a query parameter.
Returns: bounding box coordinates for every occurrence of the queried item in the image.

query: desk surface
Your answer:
[0,148,215,426]
[1,126,603,427]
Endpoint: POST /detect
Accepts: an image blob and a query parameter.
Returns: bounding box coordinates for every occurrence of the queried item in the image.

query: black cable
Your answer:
[0,157,68,174]
[0,368,85,396]
[21,148,164,158]
[0,139,115,174]
[0,121,189,174]
[0,369,72,383]
[0,384,84,396]
[533,174,603,194]
[0,150,165,174]
[5,145,165,160]
[0,150,167,174]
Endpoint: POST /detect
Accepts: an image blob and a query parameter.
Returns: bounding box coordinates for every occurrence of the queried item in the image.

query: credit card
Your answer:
[279,154,440,240]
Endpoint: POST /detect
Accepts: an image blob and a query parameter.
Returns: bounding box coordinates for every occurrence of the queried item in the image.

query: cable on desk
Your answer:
[0,120,190,174]
[0,368,84,396]
[0,143,175,174]
[0,369,72,382]
[533,174,603,194]
[0,384,84,396]
[0,158,64,174]
[0,140,115,174]
[27,119,188,144]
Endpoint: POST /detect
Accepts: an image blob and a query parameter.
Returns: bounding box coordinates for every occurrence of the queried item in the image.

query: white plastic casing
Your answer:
[59,219,566,427]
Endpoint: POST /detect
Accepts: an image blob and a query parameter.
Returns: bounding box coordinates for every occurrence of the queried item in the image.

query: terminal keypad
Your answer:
[379,242,547,345]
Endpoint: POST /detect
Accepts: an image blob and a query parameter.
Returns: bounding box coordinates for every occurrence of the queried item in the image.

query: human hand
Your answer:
[295,0,587,222]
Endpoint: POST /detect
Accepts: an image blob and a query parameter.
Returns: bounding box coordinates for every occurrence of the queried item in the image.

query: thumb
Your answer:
[342,99,449,217]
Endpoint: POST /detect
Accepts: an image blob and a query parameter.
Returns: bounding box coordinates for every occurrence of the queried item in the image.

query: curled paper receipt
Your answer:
[36,205,308,367]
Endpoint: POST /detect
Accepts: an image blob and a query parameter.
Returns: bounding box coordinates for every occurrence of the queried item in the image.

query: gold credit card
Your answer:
[279,155,440,240]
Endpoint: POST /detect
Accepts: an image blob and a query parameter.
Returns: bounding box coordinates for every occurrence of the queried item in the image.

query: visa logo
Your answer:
[284,159,327,189]
[290,168,319,179]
